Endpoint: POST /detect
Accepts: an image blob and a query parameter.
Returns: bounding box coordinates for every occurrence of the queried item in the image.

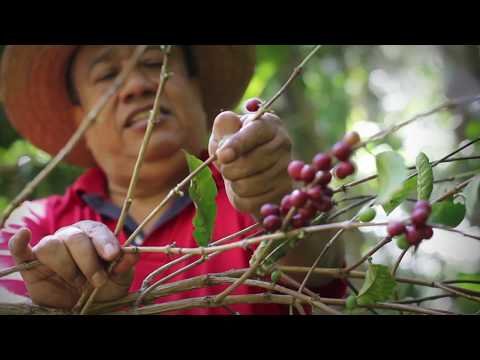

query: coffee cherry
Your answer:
[332,141,352,161]
[346,295,358,311]
[300,165,316,184]
[288,161,305,181]
[260,204,280,219]
[314,196,334,213]
[263,215,282,232]
[344,131,361,147]
[396,235,410,250]
[387,221,406,237]
[313,153,332,171]
[405,225,422,246]
[298,202,317,220]
[411,209,429,227]
[307,185,324,201]
[359,208,376,223]
[291,190,308,208]
[417,225,434,240]
[281,195,293,216]
[335,161,355,180]
[316,171,333,186]
[415,200,432,215]
[292,214,308,229]
[271,270,282,284]
[323,187,334,198]
[245,98,262,113]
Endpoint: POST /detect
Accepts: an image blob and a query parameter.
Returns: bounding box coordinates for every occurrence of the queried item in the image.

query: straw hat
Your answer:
[0,45,256,168]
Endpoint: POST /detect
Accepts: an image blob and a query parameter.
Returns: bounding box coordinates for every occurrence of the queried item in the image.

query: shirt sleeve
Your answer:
[0,200,50,302]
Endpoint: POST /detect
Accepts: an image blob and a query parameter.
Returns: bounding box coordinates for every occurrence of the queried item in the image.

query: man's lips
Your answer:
[124,106,172,129]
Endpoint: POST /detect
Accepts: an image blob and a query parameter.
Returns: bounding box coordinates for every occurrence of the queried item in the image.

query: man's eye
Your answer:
[142,60,163,68]
[96,70,118,82]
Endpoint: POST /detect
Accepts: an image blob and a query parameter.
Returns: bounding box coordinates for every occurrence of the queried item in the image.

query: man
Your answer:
[0,45,346,315]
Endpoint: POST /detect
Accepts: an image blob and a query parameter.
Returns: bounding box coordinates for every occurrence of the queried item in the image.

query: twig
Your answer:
[344,236,393,273]
[0,260,41,278]
[0,45,149,228]
[392,247,410,277]
[432,225,480,242]
[432,175,480,204]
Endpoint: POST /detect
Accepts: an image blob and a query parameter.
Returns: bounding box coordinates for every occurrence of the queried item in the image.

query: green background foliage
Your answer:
[1,45,479,313]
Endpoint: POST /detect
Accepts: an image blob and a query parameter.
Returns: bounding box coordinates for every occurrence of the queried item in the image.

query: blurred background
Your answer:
[0,45,479,314]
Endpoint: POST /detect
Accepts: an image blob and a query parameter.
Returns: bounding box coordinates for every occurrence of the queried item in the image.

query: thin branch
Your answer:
[344,237,393,273]
[392,247,410,277]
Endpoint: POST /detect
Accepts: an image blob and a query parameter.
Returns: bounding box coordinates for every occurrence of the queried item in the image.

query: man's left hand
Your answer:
[209,110,293,218]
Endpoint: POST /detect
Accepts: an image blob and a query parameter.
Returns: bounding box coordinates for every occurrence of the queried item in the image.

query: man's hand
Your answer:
[8,221,138,309]
[209,110,293,218]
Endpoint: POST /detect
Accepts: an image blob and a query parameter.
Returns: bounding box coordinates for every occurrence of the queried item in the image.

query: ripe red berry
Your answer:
[288,161,305,181]
[332,141,352,161]
[323,187,334,198]
[387,221,406,237]
[313,153,332,171]
[406,225,422,246]
[335,161,355,180]
[314,196,334,213]
[291,190,308,208]
[281,195,293,216]
[344,131,361,147]
[260,204,280,219]
[415,200,432,215]
[291,214,308,229]
[298,202,317,220]
[411,209,429,227]
[300,165,316,184]
[245,98,262,113]
[307,186,324,201]
[263,215,282,232]
[316,171,332,186]
[417,226,434,240]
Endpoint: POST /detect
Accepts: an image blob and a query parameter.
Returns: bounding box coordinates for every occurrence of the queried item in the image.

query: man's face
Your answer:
[71,45,208,174]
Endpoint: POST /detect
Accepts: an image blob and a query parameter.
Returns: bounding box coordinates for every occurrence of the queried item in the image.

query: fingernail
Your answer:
[104,243,116,259]
[218,148,236,164]
[92,271,107,288]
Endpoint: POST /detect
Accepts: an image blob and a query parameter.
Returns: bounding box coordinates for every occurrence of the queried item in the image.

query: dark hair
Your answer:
[66,45,198,106]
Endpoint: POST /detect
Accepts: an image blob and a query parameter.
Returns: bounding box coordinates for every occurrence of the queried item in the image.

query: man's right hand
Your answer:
[8,221,139,309]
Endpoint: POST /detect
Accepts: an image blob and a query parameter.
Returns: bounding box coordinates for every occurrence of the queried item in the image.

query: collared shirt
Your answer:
[0,164,346,315]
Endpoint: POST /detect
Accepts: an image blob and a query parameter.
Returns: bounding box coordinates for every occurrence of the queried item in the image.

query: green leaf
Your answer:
[416,152,433,201]
[455,273,480,293]
[376,151,408,208]
[430,200,466,228]
[383,176,417,214]
[357,262,397,306]
[464,177,480,221]
[184,151,218,247]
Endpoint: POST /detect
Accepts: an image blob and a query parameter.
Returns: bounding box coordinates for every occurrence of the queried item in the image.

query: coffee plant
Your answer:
[0,45,479,315]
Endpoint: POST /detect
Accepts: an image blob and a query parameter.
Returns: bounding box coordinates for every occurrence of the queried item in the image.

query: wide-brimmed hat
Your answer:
[0,45,256,168]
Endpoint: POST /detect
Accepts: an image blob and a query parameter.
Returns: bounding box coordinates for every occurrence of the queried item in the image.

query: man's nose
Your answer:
[118,69,158,103]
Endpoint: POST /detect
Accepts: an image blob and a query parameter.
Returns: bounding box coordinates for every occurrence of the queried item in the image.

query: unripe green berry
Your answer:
[346,295,358,311]
[359,208,376,223]
[396,235,410,251]
[271,270,282,284]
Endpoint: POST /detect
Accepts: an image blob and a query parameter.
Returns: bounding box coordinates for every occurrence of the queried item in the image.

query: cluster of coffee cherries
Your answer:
[260,132,361,233]
[387,200,434,249]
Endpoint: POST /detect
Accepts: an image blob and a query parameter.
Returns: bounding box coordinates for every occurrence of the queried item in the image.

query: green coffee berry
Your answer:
[359,207,376,223]
[346,295,358,310]
[271,270,282,284]
[396,235,410,251]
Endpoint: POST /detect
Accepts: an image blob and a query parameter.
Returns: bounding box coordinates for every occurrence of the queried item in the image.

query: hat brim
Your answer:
[1,45,256,168]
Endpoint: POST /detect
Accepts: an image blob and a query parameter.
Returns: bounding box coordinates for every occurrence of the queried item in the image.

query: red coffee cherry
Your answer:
[245,98,262,113]
[314,196,334,213]
[313,153,333,171]
[307,186,324,201]
[288,161,305,181]
[418,226,434,240]
[291,214,308,229]
[300,165,316,184]
[260,204,280,219]
[316,171,332,186]
[344,131,361,147]
[263,215,282,232]
[335,161,355,180]
[415,200,432,215]
[332,141,352,161]
[323,187,334,198]
[411,209,429,227]
[281,195,293,216]
[406,225,422,246]
[298,203,317,220]
[387,221,406,237]
[291,190,308,208]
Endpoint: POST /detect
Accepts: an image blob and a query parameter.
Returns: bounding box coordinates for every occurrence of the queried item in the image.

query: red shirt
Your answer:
[0,164,346,315]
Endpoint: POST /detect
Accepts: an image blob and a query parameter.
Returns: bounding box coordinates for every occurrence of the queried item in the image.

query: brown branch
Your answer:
[344,237,393,273]
[0,260,41,279]
[0,45,149,228]
[392,247,410,277]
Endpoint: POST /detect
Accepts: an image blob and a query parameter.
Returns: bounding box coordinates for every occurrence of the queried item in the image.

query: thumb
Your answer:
[209,111,242,163]
[9,228,35,265]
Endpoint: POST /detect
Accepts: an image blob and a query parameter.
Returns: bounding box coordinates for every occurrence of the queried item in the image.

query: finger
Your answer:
[218,113,282,164]
[73,221,121,262]
[34,232,86,289]
[57,227,108,289]
[210,111,243,162]
[229,155,291,198]
[112,253,139,275]
[9,228,35,265]
[220,128,292,182]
